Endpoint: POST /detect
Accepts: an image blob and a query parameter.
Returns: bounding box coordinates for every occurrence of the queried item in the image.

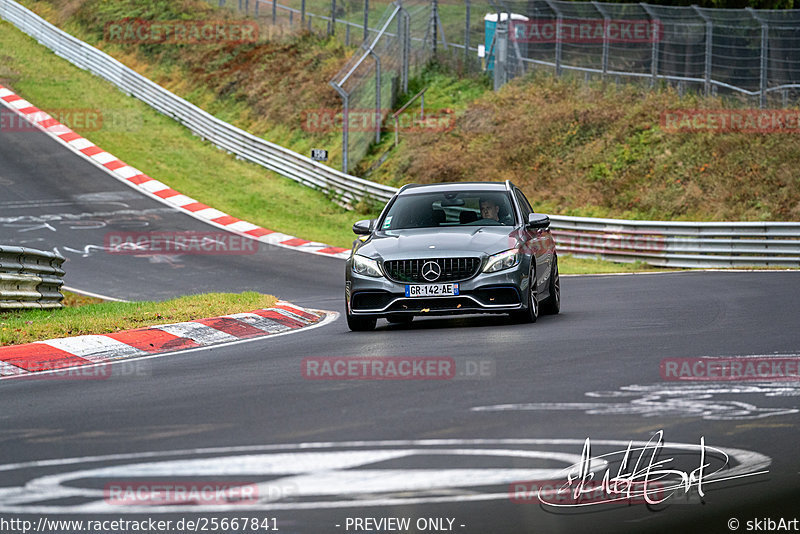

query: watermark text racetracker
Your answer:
[661,109,800,134]
[301,108,454,134]
[661,357,800,381]
[302,356,495,380]
[105,231,258,256]
[6,360,151,381]
[104,19,259,44]
[0,108,143,133]
[510,19,662,43]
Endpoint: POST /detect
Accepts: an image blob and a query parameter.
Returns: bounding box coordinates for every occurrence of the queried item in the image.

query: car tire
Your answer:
[511,265,538,324]
[386,314,413,325]
[540,256,560,315]
[346,299,377,331]
[347,312,377,331]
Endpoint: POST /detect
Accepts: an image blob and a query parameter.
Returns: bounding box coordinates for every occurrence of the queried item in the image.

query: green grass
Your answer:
[0,292,277,346]
[557,255,671,275]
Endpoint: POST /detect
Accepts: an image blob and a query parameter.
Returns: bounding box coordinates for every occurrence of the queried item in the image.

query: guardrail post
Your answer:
[255,0,259,17]
[330,0,336,35]
[272,0,277,24]
[301,0,306,25]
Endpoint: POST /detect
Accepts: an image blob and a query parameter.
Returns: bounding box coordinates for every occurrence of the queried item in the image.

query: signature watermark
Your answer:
[509,430,767,507]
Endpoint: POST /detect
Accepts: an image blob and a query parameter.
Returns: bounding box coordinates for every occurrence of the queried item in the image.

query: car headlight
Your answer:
[352,254,383,277]
[483,248,520,273]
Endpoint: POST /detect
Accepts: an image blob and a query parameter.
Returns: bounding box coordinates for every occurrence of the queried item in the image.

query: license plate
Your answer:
[405,283,459,298]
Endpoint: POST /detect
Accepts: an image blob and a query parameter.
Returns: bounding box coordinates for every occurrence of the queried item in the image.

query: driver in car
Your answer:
[479,198,501,221]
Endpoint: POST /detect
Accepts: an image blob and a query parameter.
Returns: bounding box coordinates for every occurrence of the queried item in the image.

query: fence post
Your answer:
[746,8,768,108]
[641,3,660,88]
[759,22,768,108]
[692,6,712,96]
[369,49,382,144]
[399,5,410,93]
[592,2,610,80]
[330,82,349,174]
[544,0,562,77]
[432,0,439,55]
[465,0,471,69]
[494,17,508,90]
[364,0,369,42]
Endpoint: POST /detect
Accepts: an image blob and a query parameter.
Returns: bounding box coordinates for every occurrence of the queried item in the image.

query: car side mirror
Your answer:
[527,213,550,229]
[352,219,374,235]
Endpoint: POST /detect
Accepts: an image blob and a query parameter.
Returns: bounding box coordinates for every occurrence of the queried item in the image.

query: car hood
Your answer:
[357,227,519,261]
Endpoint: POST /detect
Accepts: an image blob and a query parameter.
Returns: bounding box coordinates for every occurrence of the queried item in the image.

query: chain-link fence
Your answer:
[215,0,800,172]
[484,1,800,107]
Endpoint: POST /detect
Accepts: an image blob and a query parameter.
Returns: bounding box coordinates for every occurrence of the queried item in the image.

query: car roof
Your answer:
[398,182,513,195]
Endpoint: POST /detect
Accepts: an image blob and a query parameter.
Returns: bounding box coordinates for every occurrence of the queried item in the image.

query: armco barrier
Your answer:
[1,0,798,269]
[550,216,800,268]
[0,246,65,309]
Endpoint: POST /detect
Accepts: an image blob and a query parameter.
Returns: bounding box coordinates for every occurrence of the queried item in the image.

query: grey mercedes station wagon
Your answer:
[345,181,560,331]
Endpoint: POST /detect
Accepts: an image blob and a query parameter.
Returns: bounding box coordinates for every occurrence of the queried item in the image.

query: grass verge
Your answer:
[0,292,277,346]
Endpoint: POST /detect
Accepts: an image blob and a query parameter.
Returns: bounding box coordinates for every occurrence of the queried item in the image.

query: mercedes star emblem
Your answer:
[421,261,442,282]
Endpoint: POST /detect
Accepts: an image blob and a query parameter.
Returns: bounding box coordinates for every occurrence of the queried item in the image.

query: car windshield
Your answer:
[381,191,516,230]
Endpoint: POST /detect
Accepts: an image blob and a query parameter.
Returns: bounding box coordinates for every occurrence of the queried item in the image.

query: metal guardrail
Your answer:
[0,0,396,208]
[1,0,798,269]
[0,246,65,310]
[550,216,800,268]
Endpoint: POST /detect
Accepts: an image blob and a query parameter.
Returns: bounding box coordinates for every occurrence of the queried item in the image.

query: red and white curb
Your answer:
[0,84,351,259]
[0,301,327,379]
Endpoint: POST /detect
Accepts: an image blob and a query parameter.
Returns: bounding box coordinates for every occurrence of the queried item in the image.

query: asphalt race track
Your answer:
[1,115,799,534]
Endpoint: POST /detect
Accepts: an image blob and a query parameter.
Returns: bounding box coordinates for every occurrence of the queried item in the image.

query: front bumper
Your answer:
[347,267,528,317]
